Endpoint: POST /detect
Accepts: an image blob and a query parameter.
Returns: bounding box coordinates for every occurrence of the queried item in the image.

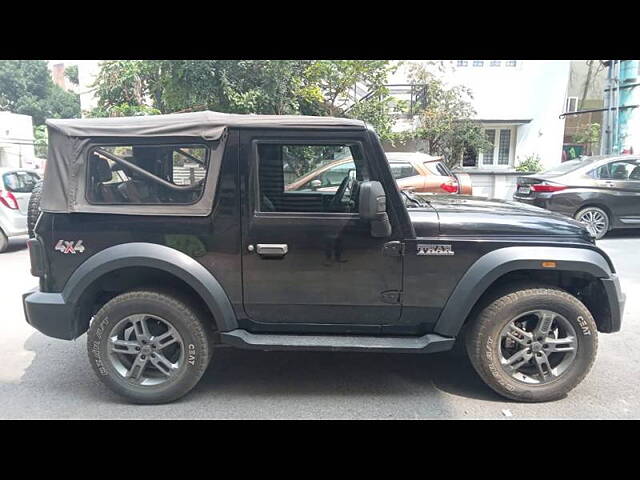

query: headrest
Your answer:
[95,157,113,182]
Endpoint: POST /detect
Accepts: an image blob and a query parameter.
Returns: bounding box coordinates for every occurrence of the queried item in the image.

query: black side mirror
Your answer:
[359,181,392,238]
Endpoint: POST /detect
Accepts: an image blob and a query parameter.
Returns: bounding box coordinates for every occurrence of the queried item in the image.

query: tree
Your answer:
[574,122,600,155]
[399,63,490,168]
[64,64,79,85]
[0,60,81,125]
[88,60,398,134]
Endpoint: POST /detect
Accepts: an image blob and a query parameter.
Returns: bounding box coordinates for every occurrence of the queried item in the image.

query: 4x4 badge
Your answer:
[417,244,454,256]
[55,240,85,254]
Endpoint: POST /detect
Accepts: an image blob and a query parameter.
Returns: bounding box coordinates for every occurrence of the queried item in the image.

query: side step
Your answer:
[219,329,455,354]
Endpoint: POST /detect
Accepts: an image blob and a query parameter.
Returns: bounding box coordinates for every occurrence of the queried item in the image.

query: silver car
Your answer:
[0,168,41,252]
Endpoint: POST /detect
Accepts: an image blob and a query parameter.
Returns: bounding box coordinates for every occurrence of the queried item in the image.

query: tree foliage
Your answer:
[64,64,79,85]
[398,63,491,167]
[89,60,396,134]
[0,60,81,125]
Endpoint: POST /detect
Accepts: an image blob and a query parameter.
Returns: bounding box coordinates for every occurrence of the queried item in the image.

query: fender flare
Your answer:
[433,246,612,337]
[63,242,238,332]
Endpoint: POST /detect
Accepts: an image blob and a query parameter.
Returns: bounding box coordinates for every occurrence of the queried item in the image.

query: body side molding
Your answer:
[433,246,612,337]
[62,242,238,332]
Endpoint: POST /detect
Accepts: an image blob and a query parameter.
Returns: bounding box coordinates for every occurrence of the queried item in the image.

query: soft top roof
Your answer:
[46,110,366,140]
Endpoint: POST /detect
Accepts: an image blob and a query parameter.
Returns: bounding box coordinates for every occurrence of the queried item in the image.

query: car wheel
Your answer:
[87,290,213,404]
[465,287,598,402]
[27,180,43,238]
[0,229,8,253]
[575,206,609,240]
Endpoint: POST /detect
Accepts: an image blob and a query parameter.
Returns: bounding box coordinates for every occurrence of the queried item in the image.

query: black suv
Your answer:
[514,155,640,239]
[23,112,625,404]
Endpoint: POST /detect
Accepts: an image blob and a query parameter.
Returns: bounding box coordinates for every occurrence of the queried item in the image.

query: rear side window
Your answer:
[87,144,208,205]
[2,171,40,193]
[424,161,452,177]
[389,162,419,179]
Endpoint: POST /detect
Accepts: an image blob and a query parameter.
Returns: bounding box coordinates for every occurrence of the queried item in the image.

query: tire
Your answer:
[0,229,8,253]
[575,206,609,240]
[87,290,213,404]
[465,286,598,402]
[28,180,43,238]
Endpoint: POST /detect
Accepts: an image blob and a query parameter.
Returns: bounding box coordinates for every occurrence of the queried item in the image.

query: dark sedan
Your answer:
[513,155,640,239]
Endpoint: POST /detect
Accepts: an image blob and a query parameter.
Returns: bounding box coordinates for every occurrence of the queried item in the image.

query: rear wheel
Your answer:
[575,206,609,240]
[466,287,598,402]
[28,180,43,238]
[87,290,213,404]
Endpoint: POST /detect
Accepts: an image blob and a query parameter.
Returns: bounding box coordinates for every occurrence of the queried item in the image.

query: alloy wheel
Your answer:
[578,209,607,238]
[107,314,185,386]
[498,310,578,385]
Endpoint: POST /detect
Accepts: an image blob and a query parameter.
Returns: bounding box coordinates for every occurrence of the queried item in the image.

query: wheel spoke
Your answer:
[125,354,149,382]
[534,311,555,339]
[149,352,178,377]
[109,338,140,355]
[544,336,576,354]
[505,323,533,346]
[533,352,554,381]
[502,348,532,372]
[153,328,179,350]
[130,314,151,342]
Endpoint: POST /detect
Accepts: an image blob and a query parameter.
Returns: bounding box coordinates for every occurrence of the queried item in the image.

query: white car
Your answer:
[0,167,41,252]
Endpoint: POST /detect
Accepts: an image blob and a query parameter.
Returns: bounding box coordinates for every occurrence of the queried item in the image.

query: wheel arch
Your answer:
[434,246,614,338]
[63,243,237,338]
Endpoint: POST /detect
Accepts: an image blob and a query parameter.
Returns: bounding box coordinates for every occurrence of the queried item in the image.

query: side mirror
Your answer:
[310,179,322,190]
[359,181,392,238]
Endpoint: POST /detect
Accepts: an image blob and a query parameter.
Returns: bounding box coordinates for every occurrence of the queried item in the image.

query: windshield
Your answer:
[2,171,40,193]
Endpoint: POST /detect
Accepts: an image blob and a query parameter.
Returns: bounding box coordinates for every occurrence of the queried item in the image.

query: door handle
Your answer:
[255,243,288,257]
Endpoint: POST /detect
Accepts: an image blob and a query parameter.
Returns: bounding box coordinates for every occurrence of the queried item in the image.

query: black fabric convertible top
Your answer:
[46,110,366,139]
[41,111,366,216]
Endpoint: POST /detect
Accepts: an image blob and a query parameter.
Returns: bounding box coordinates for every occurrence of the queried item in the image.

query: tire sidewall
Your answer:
[87,293,209,404]
[0,230,8,253]
[472,290,597,402]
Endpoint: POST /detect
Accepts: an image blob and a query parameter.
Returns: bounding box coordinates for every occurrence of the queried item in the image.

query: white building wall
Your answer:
[0,112,37,169]
[388,60,571,170]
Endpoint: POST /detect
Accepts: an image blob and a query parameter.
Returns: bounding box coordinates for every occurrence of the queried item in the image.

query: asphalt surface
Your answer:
[1,233,638,419]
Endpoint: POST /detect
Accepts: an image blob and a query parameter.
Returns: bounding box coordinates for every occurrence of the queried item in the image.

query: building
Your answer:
[562,60,607,159]
[385,60,572,199]
[0,112,39,169]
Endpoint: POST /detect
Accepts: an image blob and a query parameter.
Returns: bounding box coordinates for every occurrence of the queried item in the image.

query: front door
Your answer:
[240,131,403,327]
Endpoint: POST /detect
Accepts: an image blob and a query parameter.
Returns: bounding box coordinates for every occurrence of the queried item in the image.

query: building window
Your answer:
[473,60,484,67]
[498,130,511,165]
[463,127,514,168]
[505,60,517,67]
[565,96,578,113]
[490,60,501,67]
[457,60,468,67]
[482,130,495,165]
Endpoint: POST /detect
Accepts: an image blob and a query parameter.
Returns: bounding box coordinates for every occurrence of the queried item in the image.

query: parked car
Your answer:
[513,155,640,239]
[286,152,473,195]
[24,112,623,404]
[0,167,41,252]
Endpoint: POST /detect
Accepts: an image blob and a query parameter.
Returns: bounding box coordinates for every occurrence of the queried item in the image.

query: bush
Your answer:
[516,154,543,173]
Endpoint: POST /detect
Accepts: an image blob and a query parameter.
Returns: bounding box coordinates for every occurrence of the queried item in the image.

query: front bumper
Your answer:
[601,274,625,333]
[22,287,77,340]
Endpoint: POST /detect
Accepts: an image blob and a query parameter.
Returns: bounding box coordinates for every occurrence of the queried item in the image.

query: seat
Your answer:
[93,157,121,203]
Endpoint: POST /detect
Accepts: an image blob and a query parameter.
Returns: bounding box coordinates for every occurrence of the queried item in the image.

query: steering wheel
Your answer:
[329,175,357,212]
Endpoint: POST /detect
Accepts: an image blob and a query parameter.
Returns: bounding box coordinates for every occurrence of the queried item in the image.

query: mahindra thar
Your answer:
[23,111,625,404]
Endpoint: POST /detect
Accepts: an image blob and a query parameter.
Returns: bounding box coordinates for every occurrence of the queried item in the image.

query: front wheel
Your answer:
[465,287,598,402]
[87,290,213,404]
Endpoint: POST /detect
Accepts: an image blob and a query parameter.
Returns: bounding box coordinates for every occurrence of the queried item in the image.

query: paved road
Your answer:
[1,233,638,419]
